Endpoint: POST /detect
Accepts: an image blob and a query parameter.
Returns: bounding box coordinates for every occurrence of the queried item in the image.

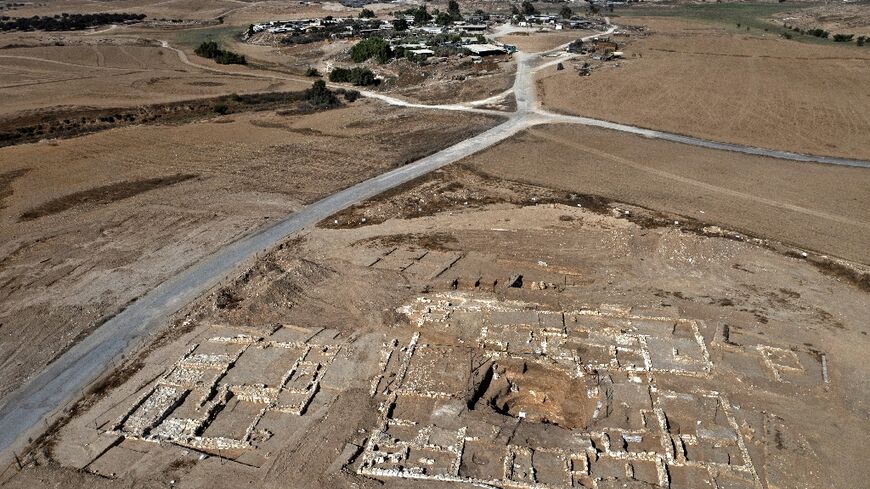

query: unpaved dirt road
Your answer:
[1,24,868,458]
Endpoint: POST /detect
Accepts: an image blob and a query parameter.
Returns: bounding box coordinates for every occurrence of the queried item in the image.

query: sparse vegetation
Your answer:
[0,12,145,31]
[194,41,247,65]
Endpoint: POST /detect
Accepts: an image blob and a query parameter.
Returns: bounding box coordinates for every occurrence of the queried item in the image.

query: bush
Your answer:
[350,37,392,63]
[304,80,339,107]
[857,36,866,47]
[344,90,360,102]
[212,102,229,115]
[329,67,379,86]
[358,8,375,19]
[560,6,572,19]
[305,67,321,77]
[194,41,246,65]
[806,28,829,38]
[832,33,854,42]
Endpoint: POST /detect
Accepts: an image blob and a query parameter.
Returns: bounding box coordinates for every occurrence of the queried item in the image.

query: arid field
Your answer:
[538,17,870,160]
[0,1,867,488]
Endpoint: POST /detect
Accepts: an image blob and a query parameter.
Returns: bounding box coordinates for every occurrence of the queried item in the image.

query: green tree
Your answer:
[350,37,392,63]
[521,1,537,16]
[447,0,462,21]
[412,6,432,24]
[358,8,375,19]
[393,18,408,31]
[435,11,452,26]
[560,6,572,19]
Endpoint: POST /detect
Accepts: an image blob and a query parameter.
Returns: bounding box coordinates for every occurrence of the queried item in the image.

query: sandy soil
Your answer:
[385,56,516,105]
[459,123,870,265]
[5,165,867,489]
[0,33,311,117]
[0,101,500,401]
[537,17,870,160]
[500,30,595,52]
[771,4,870,37]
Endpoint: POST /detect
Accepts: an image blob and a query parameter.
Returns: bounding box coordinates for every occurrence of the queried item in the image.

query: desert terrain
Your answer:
[4,166,869,488]
[0,1,868,488]
[0,103,500,401]
[538,16,870,160]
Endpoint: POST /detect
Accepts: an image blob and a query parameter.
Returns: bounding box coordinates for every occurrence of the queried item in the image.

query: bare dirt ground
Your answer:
[500,30,595,52]
[459,123,870,265]
[538,17,870,160]
[1,2,868,488]
[0,101,500,402]
[4,163,867,489]
[771,4,870,37]
[383,56,516,105]
[0,32,311,117]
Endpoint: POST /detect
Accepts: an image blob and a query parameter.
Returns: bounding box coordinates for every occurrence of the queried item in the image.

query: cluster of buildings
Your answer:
[514,14,605,30]
[249,15,517,58]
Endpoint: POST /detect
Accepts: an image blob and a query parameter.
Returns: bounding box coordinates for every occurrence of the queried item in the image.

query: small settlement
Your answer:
[245,8,611,61]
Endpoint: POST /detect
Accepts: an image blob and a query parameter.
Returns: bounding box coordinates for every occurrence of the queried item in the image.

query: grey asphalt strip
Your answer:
[0,114,526,455]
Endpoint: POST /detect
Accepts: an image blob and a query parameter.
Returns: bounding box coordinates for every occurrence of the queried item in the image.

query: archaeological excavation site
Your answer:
[1,1,868,487]
[10,169,865,489]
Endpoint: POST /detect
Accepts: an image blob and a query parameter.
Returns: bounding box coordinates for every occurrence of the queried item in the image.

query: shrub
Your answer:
[358,8,375,19]
[350,37,392,63]
[329,67,379,86]
[857,36,866,47]
[560,6,572,19]
[832,33,854,42]
[304,80,339,107]
[194,41,246,65]
[806,28,829,38]
[344,90,360,102]
[305,67,321,77]
[212,102,229,114]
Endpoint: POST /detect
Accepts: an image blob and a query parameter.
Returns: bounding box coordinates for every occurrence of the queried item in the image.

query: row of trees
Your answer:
[194,41,247,65]
[0,12,145,31]
[400,1,462,27]
[784,24,867,45]
[328,67,378,86]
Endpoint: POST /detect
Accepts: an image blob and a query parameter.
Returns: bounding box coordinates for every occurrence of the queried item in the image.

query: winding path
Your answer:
[0,24,868,459]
